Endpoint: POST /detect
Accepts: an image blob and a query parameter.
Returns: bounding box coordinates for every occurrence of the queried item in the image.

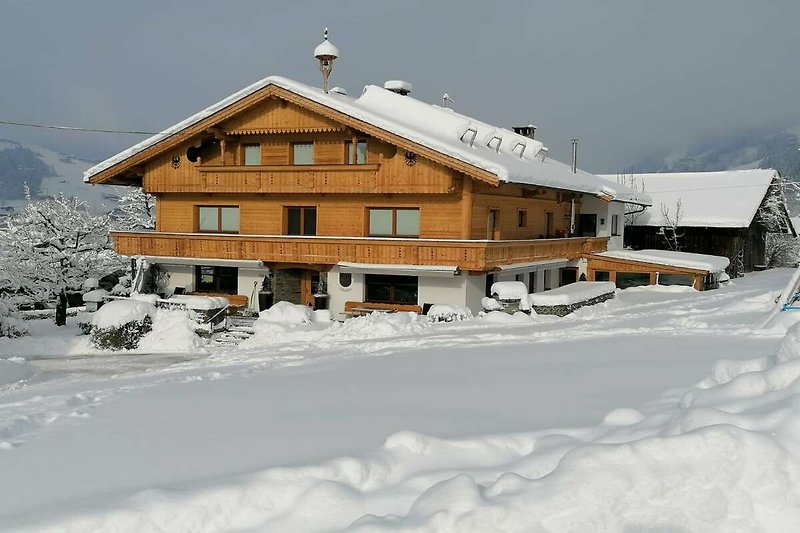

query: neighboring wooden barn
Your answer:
[602,169,795,276]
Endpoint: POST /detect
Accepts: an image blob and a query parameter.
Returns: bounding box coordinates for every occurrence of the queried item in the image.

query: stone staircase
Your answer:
[211,315,257,347]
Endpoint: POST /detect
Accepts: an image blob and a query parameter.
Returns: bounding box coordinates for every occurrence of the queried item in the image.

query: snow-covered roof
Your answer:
[597,249,730,273]
[85,76,650,205]
[599,169,779,228]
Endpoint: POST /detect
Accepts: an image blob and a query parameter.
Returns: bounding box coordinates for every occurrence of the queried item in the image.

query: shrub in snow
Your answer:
[258,301,313,325]
[481,296,503,312]
[90,300,156,351]
[0,300,28,338]
[82,278,99,291]
[427,304,473,322]
[137,309,204,353]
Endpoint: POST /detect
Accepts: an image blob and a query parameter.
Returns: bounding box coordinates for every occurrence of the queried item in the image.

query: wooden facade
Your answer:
[625,225,765,277]
[92,81,614,294]
[586,255,709,290]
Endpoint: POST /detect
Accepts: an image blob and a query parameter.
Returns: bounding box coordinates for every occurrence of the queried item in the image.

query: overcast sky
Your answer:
[1,0,799,172]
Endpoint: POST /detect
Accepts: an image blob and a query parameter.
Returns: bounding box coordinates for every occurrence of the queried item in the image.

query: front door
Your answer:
[300,270,316,307]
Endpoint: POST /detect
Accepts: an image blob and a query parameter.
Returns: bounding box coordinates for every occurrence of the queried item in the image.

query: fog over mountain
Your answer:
[1,1,799,175]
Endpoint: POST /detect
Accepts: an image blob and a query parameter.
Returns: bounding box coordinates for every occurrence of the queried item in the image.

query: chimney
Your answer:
[513,124,537,139]
[384,80,413,96]
[571,138,578,173]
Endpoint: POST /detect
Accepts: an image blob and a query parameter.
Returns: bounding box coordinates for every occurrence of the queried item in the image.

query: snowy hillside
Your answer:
[1,270,800,530]
[0,138,117,213]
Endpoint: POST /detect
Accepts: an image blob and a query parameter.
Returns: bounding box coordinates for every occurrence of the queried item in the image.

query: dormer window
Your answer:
[460,128,477,147]
[243,144,260,166]
[511,141,526,158]
[486,135,502,153]
[292,142,314,165]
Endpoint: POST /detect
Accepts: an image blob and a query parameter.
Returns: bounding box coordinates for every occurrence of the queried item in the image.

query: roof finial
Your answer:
[314,27,339,94]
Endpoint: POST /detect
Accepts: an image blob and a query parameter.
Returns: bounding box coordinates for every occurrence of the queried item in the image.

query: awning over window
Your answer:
[337,262,458,277]
[497,258,569,275]
[141,256,266,269]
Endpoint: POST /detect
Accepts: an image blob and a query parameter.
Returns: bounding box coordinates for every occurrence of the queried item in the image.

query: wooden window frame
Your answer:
[367,207,420,238]
[518,209,528,228]
[345,139,368,165]
[242,143,261,166]
[196,205,240,234]
[285,206,318,236]
[291,142,314,165]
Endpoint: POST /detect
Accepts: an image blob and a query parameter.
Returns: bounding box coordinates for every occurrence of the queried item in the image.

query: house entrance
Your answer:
[272,268,325,308]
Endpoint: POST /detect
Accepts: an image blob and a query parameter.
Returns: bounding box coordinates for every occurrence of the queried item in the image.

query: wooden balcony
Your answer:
[145,164,452,194]
[111,231,608,272]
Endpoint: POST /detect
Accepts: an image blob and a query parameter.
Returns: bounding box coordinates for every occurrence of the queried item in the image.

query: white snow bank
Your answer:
[130,293,160,304]
[167,294,229,310]
[91,300,157,329]
[480,297,502,311]
[138,309,205,353]
[426,304,472,321]
[530,281,615,306]
[257,301,313,324]
[598,249,730,273]
[480,311,533,323]
[0,358,34,387]
[82,289,109,303]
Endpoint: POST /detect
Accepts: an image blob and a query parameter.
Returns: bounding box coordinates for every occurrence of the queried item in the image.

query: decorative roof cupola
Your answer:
[314,28,339,93]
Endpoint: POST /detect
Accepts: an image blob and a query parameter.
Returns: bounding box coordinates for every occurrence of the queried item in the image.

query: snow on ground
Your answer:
[0,270,798,531]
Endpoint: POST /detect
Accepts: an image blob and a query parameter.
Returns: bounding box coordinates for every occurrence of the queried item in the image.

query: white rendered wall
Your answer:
[238,268,270,300]
[464,274,486,314]
[161,265,194,295]
[327,265,365,320]
[418,275,468,309]
[580,197,625,250]
[607,202,625,250]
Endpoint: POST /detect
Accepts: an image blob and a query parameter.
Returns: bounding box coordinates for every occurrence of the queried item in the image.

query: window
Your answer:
[243,144,260,166]
[545,212,554,237]
[543,269,551,291]
[292,142,314,165]
[518,210,528,228]
[528,272,537,292]
[195,266,238,294]
[346,140,367,165]
[485,273,495,297]
[368,208,419,237]
[611,214,620,236]
[615,272,650,289]
[286,207,317,236]
[339,272,352,288]
[594,271,610,282]
[515,273,524,283]
[560,268,578,286]
[198,206,239,233]
[578,214,597,237]
[365,274,418,304]
[658,273,693,286]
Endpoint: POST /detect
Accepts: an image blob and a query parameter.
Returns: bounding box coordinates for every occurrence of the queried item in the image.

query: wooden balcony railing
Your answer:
[111,231,609,271]
[146,164,453,194]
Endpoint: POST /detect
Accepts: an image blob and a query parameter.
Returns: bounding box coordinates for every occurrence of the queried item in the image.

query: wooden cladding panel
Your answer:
[262,143,288,165]
[470,190,576,240]
[113,232,607,272]
[221,98,342,133]
[155,193,463,239]
[315,141,345,165]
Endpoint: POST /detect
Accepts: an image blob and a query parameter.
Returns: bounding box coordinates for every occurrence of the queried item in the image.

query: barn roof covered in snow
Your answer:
[599,169,781,228]
[84,76,650,205]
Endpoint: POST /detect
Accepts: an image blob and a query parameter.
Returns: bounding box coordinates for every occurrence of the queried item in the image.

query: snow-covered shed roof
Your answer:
[599,169,779,228]
[597,249,730,273]
[85,76,650,205]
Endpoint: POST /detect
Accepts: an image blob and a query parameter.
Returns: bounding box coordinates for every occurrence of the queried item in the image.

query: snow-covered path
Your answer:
[0,270,793,530]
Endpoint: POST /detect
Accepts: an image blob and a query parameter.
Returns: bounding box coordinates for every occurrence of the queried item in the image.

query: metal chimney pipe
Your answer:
[571,138,578,173]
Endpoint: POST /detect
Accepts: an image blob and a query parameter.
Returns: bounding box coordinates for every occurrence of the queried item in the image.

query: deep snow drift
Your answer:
[1,270,799,531]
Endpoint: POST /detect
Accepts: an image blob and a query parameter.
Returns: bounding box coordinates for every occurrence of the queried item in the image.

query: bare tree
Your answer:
[615,172,648,226]
[658,199,684,252]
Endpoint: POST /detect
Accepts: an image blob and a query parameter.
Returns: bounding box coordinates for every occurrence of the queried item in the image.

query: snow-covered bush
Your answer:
[427,304,473,322]
[257,301,313,325]
[488,281,531,312]
[90,300,156,351]
[0,299,28,338]
[481,297,503,312]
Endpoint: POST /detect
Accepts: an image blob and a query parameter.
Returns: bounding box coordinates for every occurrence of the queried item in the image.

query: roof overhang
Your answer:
[140,256,267,269]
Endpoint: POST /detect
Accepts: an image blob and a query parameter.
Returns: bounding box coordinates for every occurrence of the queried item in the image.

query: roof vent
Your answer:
[384,80,413,96]
[329,86,348,96]
[512,124,537,139]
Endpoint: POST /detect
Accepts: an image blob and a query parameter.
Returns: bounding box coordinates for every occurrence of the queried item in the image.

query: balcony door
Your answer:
[487,209,499,240]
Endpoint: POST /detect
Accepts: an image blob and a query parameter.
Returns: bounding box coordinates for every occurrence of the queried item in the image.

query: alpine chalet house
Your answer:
[85,33,650,319]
